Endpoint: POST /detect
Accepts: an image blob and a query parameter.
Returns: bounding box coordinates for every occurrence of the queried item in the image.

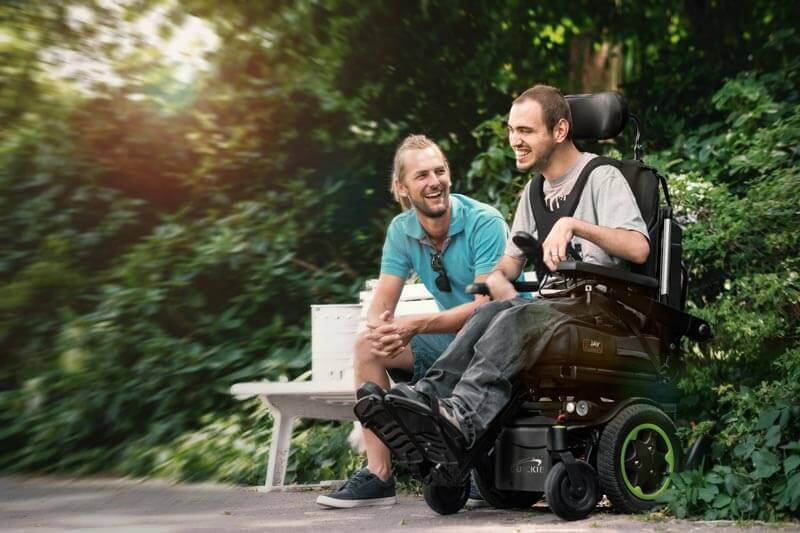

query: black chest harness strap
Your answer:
[529,156,620,244]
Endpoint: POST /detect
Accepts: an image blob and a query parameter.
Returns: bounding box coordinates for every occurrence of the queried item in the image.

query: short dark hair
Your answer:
[513,84,572,139]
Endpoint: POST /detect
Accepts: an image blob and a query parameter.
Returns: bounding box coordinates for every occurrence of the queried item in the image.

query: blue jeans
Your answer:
[415,298,573,447]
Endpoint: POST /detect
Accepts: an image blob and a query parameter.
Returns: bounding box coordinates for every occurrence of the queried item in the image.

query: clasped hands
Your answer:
[366,310,415,359]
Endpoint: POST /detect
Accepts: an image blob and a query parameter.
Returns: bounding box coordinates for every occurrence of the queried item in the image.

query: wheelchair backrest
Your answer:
[566,92,685,310]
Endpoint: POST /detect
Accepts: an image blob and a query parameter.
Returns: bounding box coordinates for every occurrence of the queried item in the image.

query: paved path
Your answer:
[0,476,791,532]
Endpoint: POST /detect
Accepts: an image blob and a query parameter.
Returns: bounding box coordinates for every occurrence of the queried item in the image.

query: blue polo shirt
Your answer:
[380,194,509,310]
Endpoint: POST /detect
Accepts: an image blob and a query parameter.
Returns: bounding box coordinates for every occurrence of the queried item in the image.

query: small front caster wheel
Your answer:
[423,481,469,515]
[545,460,600,521]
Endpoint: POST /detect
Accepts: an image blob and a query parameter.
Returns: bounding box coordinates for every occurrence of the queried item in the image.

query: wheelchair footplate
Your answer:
[383,394,466,471]
[356,387,530,487]
[353,392,425,468]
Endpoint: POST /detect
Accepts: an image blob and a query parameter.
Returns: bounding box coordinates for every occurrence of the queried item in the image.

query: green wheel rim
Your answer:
[619,422,675,500]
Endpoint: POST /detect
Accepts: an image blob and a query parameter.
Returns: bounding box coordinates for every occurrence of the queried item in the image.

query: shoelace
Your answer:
[343,469,373,490]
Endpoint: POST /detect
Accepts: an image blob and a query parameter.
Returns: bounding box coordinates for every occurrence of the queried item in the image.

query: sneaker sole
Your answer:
[383,394,462,467]
[465,498,492,509]
[354,394,424,466]
[315,494,398,508]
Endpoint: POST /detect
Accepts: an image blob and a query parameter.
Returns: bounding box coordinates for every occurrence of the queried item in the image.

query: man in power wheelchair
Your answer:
[355,85,711,521]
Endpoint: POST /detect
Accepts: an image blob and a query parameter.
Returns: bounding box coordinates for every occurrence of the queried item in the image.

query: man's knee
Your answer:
[354,330,382,369]
[482,299,516,314]
[468,299,516,326]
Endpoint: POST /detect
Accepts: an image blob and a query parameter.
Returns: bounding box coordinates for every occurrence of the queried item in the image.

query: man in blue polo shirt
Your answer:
[316,134,510,508]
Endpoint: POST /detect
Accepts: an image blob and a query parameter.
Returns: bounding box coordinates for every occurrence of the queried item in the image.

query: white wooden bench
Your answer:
[230,280,437,491]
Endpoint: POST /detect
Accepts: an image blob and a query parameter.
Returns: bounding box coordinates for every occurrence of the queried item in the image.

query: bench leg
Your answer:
[265,408,295,491]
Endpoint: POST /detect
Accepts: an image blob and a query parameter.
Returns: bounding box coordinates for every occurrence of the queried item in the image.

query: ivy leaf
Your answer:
[724,473,740,495]
[755,408,781,430]
[698,485,719,502]
[788,473,800,510]
[752,450,780,479]
[734,438,755,459]
[785,455,800,475]
[779,407,791,427]
[713,464,732,475]
[765,424,782,447]
[713,493,732,509]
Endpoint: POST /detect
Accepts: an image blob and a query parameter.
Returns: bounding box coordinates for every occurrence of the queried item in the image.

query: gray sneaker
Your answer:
[315,468,397,508]
[465,472,490,509]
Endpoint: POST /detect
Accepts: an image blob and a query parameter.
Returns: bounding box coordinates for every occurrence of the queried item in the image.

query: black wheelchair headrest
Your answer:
[566,92,629,141]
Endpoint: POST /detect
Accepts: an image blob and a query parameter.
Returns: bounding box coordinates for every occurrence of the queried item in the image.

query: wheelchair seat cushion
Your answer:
[516,292,664,383]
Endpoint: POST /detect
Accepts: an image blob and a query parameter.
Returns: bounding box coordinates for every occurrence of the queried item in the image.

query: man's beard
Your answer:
[410,191,449,218]
[518,140,557,173]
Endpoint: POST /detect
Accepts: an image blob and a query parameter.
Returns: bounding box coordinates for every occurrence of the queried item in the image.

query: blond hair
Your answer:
[390,134,448,210]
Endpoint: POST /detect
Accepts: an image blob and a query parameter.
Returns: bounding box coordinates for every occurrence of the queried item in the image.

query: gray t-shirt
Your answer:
[506,152,648,270]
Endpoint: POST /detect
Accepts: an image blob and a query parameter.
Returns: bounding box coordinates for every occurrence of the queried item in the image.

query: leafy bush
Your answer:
[666,351,800,520]
[0,180,366,476]
[647,34,800,521]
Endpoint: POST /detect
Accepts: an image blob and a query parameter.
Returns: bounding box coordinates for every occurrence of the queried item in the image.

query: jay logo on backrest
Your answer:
[582,338,603,354]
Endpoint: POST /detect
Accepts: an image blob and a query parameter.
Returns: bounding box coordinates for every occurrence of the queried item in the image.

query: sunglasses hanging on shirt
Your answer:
[430,251,452,292]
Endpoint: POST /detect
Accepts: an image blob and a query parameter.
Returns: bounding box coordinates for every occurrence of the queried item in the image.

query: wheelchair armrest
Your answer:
[612,289,713,342]
[555,261,658,290]
[466,281,540,296]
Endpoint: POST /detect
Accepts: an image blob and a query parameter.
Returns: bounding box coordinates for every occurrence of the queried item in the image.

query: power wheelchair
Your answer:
[355,92,712,521]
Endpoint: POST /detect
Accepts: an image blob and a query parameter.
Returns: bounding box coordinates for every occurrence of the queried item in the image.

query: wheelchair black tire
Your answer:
[472,455,542,509]
[598,403,682,513]
[423,481,469,515]
[544,460,600,521]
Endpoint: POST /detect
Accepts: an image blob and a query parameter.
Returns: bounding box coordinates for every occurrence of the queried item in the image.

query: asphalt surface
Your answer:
[0,476,792,532]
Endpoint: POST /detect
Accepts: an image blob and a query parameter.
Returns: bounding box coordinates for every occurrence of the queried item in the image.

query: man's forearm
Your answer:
[405,297,489,335]
[571,219,649,264]
[491,255,525,280]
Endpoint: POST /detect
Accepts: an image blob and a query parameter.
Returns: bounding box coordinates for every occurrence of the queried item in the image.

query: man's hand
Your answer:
[542,217,575,271]
[486,269,518,301]
[366,312,417,359]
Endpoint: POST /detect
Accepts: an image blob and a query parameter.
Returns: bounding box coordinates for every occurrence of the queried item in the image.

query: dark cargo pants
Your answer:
[415,298,573,446]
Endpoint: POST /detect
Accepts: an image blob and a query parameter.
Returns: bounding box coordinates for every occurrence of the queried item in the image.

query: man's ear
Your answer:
[394,178,408,197]
[553,118,570,143]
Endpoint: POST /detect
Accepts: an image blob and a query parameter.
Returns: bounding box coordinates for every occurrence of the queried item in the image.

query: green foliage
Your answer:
[465,116,527,220]
[643,31,800,521]
[665,351,800,520]
[0,100,145,383]
[0,181,363,474]
[662,47,800,396]
[116,402,359,485]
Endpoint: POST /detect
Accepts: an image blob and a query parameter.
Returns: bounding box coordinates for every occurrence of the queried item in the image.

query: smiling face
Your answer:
[507,99,558,173]
[394,145,451,218]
